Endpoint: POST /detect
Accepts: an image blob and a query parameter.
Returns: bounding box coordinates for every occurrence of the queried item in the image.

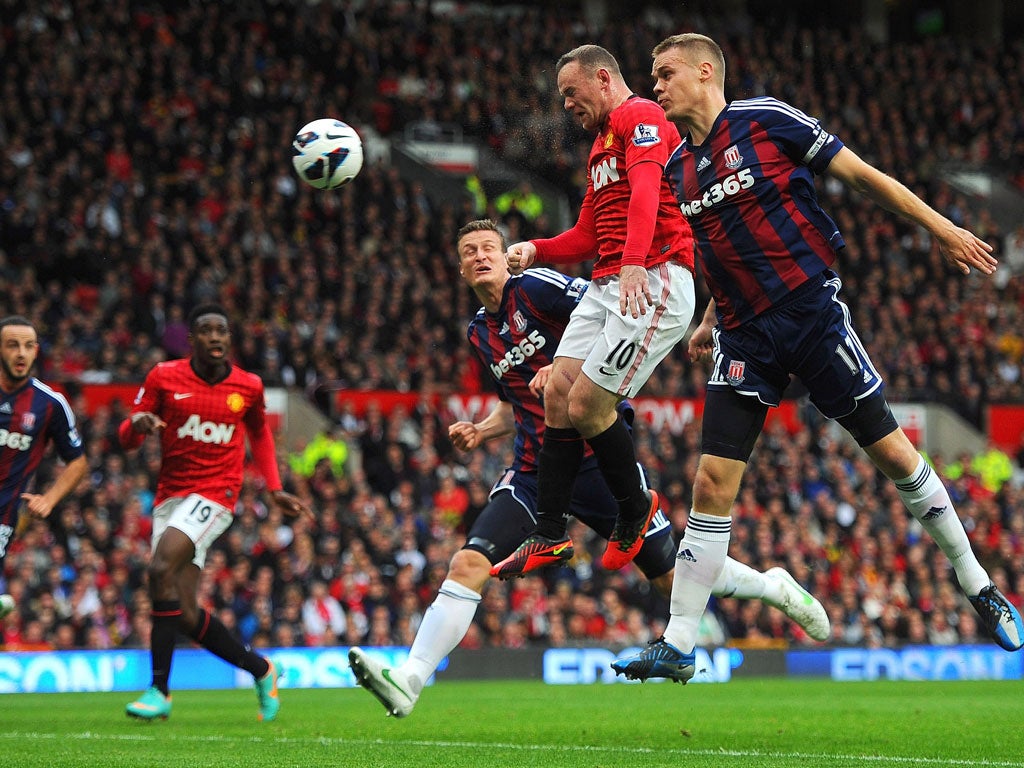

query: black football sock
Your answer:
[534,426,584,539]
[189,609,271,679]
[150,600,181,696]
[587,418,649,521]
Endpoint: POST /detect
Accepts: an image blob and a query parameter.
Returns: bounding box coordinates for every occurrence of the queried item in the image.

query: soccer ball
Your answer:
[291,118,364,189]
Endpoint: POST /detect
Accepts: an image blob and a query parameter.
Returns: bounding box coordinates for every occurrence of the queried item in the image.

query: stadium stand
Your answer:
[1,1,1023,652]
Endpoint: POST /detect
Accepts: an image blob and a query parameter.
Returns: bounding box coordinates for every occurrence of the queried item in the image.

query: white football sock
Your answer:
[663,511,732,653]
[712,557,773,601]
[401,578,481,692]
[895,455,990,595]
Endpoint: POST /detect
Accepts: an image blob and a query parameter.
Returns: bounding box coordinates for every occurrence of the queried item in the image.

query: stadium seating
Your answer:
[1,3,1022,652]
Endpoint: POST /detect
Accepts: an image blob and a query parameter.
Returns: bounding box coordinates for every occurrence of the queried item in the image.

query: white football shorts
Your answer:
[556,261,695,398]
[152,493,234,568]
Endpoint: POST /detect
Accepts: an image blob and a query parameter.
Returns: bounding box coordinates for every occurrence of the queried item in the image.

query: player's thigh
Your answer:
[580,262,694,398]
[793,274,883,419]
[569,466,676,580]
[700,386,770,463]
[463,477,540,565]
[158,493,234,569]
[707,321,791,408]
[553,285,606,363]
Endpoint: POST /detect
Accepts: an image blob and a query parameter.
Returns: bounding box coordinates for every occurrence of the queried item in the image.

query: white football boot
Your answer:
[348,647,420,718]
[763,567,831,642]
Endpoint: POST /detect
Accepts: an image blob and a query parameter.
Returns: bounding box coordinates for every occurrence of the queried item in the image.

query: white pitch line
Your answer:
[2,731,1023,768]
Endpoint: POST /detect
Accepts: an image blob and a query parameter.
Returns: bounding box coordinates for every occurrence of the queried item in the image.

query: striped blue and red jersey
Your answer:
[466,268,589,473]
[0,378,83,529]
[665,96,846,328]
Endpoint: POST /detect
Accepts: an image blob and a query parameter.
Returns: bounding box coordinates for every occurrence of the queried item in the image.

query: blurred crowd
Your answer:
[2,0,1024,653]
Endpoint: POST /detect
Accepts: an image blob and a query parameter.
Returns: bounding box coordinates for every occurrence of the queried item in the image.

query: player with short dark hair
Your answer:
[612,33,1022,683]
[348,220,827,718]
[121,304,310,721]
[493,44,697,579]
[0,315,88,622]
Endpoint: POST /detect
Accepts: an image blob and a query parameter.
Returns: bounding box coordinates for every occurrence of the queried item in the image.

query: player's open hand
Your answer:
[505,241,537,275]
[619,264,654,318]
[448,421,483,452]
[270,490,313,521]
[938,225,997,276]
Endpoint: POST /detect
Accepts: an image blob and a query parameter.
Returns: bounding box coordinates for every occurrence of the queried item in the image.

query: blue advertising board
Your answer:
[0,646,426,694]
[786,645,1023,681]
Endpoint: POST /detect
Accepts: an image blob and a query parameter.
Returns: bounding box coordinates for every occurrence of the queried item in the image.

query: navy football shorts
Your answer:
[464,464,676,580]
[708,269,883,420]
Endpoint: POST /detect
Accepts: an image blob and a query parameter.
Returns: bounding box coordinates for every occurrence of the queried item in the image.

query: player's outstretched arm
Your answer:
[826,147,997,276]
[518,192,599,271]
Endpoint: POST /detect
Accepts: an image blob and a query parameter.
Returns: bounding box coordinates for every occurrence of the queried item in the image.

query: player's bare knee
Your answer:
[566,387,617,436]
[693,460,740,514]
[542,377,572,424]
[448,548,490,591]
[565,396,600,434]
[146,555,176,595]
[864,430,919,480]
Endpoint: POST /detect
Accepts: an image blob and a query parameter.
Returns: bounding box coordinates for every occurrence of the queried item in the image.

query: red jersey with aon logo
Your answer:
[584,96,693,278]
[123,359,277,508]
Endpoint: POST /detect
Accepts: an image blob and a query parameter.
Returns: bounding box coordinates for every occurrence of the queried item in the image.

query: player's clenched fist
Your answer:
[448,421,484,452]
[505,241,537,275]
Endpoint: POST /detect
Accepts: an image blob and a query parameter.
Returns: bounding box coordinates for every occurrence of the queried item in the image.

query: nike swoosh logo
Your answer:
[325,132,345,140]
[381,669,413,701]
[552,544,570,555]
[173,393,194,400]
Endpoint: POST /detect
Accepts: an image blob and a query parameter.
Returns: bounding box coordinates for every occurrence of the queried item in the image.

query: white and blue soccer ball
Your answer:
[291,118,364,189]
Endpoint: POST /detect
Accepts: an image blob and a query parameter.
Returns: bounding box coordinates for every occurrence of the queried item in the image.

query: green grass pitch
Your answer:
[2,678,1023,768]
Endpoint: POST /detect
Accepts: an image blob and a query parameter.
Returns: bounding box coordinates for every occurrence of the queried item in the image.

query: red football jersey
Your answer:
[586,96,694,278]
[128,359,271,508]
